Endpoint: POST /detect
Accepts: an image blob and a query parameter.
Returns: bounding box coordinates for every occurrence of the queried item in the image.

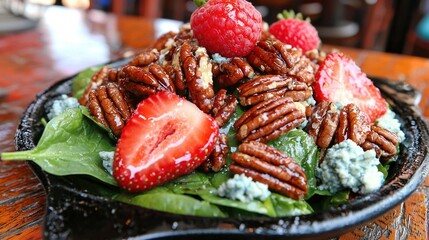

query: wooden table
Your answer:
[0,6,428,240]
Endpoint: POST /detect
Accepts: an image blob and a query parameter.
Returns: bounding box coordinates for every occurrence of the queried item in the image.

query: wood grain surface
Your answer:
[0,6,428,240]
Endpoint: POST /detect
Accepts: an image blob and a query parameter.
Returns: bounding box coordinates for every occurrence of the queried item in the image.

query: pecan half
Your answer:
[360,125,399,161]
[179,42,215,113]
[336,103,371,145]
[237,75,312,106]
[307,101,340,149]
[213,57,255,87]
[152,31,177,51]
[234,96,306,143]
[119,64,175,101]
[305,49,326,65]
[230,141,307,200]
[200,133,228,172]
[212,89,237,127]
[87,82,134,137]
[127,49,159,67]
[246,40,316,85]
[79,66,111,105]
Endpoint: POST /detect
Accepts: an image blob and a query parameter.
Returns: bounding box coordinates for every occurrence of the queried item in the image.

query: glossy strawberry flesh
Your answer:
[113,91,219,192]
[313,53,387,123]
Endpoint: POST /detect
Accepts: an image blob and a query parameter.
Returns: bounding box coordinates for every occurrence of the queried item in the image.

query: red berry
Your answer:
[190,0,262,57]
[313,52,387,123]
[113,91,219,192]
[269,11,320,53]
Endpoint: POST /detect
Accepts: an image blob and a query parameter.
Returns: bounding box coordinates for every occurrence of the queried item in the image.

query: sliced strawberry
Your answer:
[313,52,387,123]
[113,91,219,192]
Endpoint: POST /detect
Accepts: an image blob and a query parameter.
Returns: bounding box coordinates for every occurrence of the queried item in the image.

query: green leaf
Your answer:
[270,193,313,217]
[71,66,102,99]
[267,129,320,199]
[200,193,277,217]
[164,172,216,195]
[1,108,117,186]
[80,106,116,139]
[193,0,207,8]
[219,104,244,155]
[310,191,350,212]
[114,192,227,217]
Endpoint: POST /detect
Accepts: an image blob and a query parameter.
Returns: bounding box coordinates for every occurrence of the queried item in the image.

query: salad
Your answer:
[1,0,404,218]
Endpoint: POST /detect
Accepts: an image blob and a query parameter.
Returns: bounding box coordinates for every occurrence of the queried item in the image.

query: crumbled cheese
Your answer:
[305,96,316,106]
[376,108,405,142]
[46,94,79,120]
[217,174,271,202]
[317,139,384,194]
[211,53,230,64]
[99,151,114,175]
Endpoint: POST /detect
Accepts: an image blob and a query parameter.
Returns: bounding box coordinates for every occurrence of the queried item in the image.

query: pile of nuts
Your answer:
[78,25,399,200]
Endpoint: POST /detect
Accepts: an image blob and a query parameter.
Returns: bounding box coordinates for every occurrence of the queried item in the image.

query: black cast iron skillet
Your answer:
[14,59,429,239]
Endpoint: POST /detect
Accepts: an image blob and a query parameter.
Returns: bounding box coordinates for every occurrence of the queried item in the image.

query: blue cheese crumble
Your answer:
[317,139,384,194]
[376,108,405,142]
[217,174,271,202]
[99,151,114,175]
[46,94,79,120]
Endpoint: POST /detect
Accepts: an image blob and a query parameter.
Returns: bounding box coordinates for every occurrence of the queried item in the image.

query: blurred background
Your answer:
[1,0,429,57]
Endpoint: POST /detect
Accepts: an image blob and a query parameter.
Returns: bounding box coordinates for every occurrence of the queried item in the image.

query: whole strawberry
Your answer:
[269,10,320,53]
[190,0,262,57]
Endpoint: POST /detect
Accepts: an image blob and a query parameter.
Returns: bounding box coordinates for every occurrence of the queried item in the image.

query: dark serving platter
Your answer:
[15,59,429,239]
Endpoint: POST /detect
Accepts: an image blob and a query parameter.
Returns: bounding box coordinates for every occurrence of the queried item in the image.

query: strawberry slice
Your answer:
[113,91,219,192]
[313,52,387,123]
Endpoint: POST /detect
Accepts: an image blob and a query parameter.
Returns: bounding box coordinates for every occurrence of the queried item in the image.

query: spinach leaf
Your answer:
[200,193,277,217]
[164,172,216,195]
[1,108,117,186]
[267,130,320,199]
[80,106,116,139]
[270,193,313,217]
[71,66,102,99]
[220,104,244,154]
[114,192,227,217]
[309,191,350,212]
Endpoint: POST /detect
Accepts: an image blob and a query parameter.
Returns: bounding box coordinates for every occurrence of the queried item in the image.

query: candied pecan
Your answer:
[230,141,307,200]
[307,101,340,149]
[305,49,326,65]
[107,68,120,83]
[237,75,312,106]
[336,103,371,145]
[152,31,177,51]
[211,89,237,127]
[79,66,111,105]
[165,48,186,94]
[246,40,316,85]
[234,96,306,143]
[87,82,134,137]
[175,25,195,43]
[213,57,255,87]
[178,41,215,113]
[119,64,175,101]
[127,49,159,67]
[360,125,399,161]
[200,133,228,172]
[247,40,287,74]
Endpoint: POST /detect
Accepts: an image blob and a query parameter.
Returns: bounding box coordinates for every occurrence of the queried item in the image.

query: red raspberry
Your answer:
[190,0,262,58]
[269,10,320,53]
